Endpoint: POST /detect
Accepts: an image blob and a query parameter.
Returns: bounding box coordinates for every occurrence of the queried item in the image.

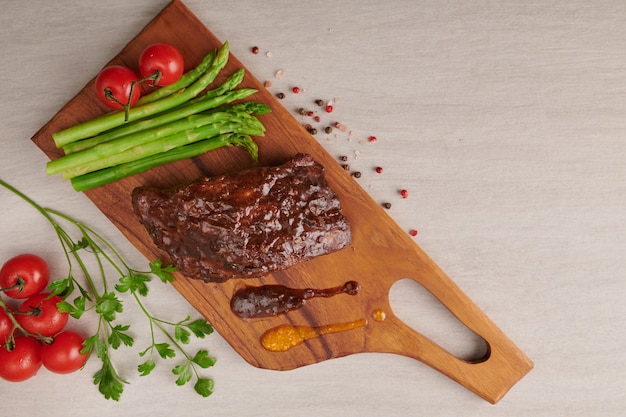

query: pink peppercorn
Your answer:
[375,166,383,173]
[251,46,259,54]
[325,105,333,113]
[400,189,409,198]
[368,135,377,142]
[409,229,418,237]
[292,86,300,94]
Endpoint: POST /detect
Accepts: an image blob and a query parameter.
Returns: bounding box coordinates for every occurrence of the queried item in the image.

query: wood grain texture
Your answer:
[31,0,532,403]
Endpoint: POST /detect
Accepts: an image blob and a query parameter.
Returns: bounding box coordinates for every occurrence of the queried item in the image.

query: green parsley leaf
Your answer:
[96,292,123,322]
[194,378,215,397]
[48,278,71,297]
[172,363,192,386]
[116,273,151,297]
[149,259,177,284]
[175,325,191,344]
[187,319,214,338]
[138,358,156,376]
[108,324,134,349]
[93,358,125,401]
[192,350,216,368]
[154,342,176,359]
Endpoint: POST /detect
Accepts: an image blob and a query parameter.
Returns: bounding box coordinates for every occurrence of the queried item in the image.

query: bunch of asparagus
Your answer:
[46,42,270,192]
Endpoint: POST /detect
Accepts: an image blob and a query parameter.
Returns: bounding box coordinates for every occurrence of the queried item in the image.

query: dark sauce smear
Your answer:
[231,281,360,319]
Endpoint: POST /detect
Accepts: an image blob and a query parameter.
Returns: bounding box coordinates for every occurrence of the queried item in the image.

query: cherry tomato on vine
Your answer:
[41,330,89,374]
[0,253,50,299]
[0,336,42,382]
[95,65,142,110]
[0,307,13,346]
[138,43,184,86]
[16,293,69,337]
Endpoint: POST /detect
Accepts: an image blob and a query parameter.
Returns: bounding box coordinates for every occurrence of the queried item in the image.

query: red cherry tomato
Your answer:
[0,253,50,299]
[0,336,42,382]
[138,43,184,86]
[0,307,14,346]
[16,293,69,337]
[41,330,89,374]
[95,65,141,110]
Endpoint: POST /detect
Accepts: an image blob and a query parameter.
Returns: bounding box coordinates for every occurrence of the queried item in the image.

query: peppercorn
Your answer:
[292,86,300,94]
[324,126,333,134]
[339,155,348,161]
[400,189,409,198]
[382,202,392,209]
[375,166,383,173]
[315,99,325,106]
[251,46,259,54]
[352,171,361,178]
[409,229,418,237]
[341,164,350,171]
[276,92,285,99]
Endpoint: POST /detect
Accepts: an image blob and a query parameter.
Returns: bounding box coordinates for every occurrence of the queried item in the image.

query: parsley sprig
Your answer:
[0,179,216,400]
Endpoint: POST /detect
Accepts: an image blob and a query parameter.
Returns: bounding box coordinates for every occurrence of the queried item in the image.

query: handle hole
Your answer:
[389,278,489,362]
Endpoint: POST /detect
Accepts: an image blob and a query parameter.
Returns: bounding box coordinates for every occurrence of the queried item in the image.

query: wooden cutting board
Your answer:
[31,0,532,404]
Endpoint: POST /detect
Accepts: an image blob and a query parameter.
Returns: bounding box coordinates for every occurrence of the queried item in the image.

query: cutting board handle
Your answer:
[371,269,533,404]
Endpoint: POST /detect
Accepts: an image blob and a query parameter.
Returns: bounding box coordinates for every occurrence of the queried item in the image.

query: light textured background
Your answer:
[1,1,625,416]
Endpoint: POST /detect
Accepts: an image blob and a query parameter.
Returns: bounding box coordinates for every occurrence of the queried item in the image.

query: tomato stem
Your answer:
[0,276,25,294]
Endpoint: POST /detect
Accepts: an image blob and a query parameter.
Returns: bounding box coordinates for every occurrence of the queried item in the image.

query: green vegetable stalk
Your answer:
[70,133,258,192]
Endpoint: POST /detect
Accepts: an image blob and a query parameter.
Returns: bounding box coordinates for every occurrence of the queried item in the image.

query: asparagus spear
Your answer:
[52,42,231,148]
[70,134,258,192]
[47,112,241,175]
[60,115,265,180]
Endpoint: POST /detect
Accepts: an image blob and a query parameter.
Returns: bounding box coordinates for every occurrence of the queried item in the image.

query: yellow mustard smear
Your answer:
[261,318,367,352]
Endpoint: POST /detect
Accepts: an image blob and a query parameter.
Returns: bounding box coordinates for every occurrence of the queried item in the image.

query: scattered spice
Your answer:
[315,99,325,106]
[298,107,307,115]
[264,80,272,88]
[325,105,333,113]
[368,135,377,143]
[314,116,321,123]
[409,229,418,237]
[274,69,284,79]
[341,164,350,171]
[251,46,259,54]
[400,189,409,199]
[292,86,301,94]
[382,202,392,209]
[324,126,333,134]
[276,92,285,99]
[375,166,383,174]
[306,110,315,117]
[352,171,362,178]
[339,155,348,161]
